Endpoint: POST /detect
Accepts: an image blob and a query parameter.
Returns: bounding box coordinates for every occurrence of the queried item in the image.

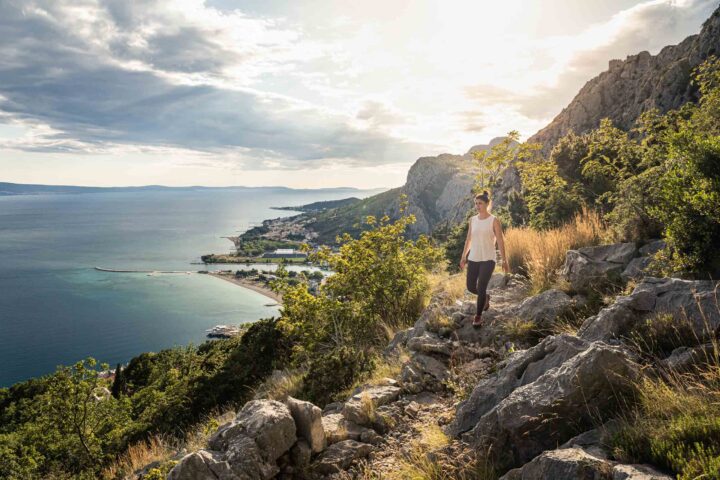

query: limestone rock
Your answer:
[341,385,401,426]
[499,448,613,480]
[512,289,573,328]
[321,413,369,445]
[579,277,720,342]
[285,396,326,453]
[400,353,449,393]
[167,450,233,480]
[289,440,312,470]
[612,464,673,479]
[463,343,639,468]
[639,240,666,257]
[209,400,296,463]
[488,272,510,289]
[312,440,373,475]
[407,333,453,356]
[562,243,638,291]
[449,334,589,437]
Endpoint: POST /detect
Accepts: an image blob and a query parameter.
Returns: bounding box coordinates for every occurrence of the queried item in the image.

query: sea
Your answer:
[0,187,373,387]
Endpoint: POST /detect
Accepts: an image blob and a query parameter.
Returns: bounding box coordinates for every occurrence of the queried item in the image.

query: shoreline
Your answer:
[207,272,282,303]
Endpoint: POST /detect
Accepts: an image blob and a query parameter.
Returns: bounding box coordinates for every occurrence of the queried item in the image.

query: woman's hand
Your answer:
[459,257,466,270]
[502,259,510,274]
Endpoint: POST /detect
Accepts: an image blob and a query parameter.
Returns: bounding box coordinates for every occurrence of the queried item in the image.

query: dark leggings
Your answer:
[466,260,495,314]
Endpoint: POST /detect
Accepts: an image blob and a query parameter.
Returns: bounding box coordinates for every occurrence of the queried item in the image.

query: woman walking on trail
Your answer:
[459,190,509,328]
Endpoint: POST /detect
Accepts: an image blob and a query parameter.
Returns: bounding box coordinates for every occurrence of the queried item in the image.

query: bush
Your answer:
[610,369,720,480]
[301,346,375,406]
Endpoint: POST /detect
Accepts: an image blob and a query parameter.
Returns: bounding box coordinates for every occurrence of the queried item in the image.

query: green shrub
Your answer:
[301,346,375,406]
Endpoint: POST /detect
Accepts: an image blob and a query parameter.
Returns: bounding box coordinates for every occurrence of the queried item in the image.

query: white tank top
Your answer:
[468,214,496,262]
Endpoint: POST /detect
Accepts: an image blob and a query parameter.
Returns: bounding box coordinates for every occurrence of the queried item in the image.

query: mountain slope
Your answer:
[529,5,720,151]
[298,139,509,243]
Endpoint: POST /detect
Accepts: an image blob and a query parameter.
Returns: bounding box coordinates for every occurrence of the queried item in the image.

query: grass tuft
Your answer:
[504,208,606,294]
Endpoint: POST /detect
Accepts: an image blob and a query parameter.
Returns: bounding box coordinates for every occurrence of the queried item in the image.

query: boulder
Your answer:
[223,434,279,479]
[167,450,233,480]
[285,396,326,453]
[342,385,401,426]
[512,289,573,328]
[562,243,638,290]
[499,448,613,480]
[463,343,639,468]
[400,353,449,393]
[638,240,665,257]
[321,413,369,444]
[612,464,673,479]
[289,440,312,470]
[209,400,296,463]
[449,334,589,437]
[312,440,373,474]
[579,277,720,342]
[621,257,652,281]
[662,342,716,372]
[407,333,453,356]
[488,272,510,289]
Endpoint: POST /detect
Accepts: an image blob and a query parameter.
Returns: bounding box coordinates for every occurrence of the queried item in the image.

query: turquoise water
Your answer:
[0,188,357,387]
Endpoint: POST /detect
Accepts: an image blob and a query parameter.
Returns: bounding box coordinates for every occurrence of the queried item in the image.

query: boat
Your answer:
[205,325,242,338]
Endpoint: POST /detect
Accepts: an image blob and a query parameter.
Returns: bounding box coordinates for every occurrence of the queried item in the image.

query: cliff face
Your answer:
[529,6,720,151]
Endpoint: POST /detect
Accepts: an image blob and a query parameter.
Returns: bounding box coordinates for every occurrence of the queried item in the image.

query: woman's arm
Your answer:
[494,217,509,273]
[459,219,472,269]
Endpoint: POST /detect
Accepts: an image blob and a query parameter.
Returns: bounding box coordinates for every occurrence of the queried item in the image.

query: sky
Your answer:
[0,0,717,188]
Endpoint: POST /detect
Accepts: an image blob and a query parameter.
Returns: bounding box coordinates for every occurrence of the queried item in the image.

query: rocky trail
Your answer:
[165,241,718,480]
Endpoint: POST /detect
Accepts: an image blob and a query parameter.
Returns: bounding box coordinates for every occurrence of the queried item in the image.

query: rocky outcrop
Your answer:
[449,334,591,437]
[562,243,638,291]
[528,6,720,152]
[512,288,573,328]
[578,277,720,342]
[462,343,639,468]
[499,448,673,480]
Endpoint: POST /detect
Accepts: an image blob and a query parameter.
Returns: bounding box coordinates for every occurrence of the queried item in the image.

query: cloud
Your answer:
[463,0,718,125]
[0,0,429,168]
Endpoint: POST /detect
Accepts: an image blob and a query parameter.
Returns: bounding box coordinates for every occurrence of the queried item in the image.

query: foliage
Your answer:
[301,346,375,406]
[523,57,720,273]
[0,320,288,479]
[517,159,583,229]
[610,367,720,480]
[276,196,443,403]
[472,131,519,191]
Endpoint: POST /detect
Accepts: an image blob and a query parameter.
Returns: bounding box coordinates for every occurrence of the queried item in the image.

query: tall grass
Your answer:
[504,208,606,294]
[610,292,720,480]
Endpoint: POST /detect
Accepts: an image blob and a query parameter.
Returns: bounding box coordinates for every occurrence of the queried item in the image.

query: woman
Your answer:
[459,190,509,327]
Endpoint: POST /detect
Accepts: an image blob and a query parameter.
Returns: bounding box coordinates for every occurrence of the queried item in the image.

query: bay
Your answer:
[0,188,369,387]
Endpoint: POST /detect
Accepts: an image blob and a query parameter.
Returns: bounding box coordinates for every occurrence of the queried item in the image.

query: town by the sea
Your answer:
[0,187,374,387]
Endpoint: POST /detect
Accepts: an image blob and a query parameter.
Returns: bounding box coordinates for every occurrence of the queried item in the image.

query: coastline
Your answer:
[207,272,282,303]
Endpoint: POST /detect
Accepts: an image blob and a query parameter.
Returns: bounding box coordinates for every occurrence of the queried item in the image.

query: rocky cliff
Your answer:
[529,5,720,151]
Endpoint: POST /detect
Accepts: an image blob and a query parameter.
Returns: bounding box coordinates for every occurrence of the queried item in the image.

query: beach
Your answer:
[207,272,282,303]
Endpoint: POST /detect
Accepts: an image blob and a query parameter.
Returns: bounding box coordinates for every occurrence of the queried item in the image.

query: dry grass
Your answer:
[101,409,234,479]
[610,294,720,480]
[252,368,305,401]
[504,208,606,294]
[101,435,175,479]
[385,428,496,480]
[500,317,539,345]
[427,271,467,303]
